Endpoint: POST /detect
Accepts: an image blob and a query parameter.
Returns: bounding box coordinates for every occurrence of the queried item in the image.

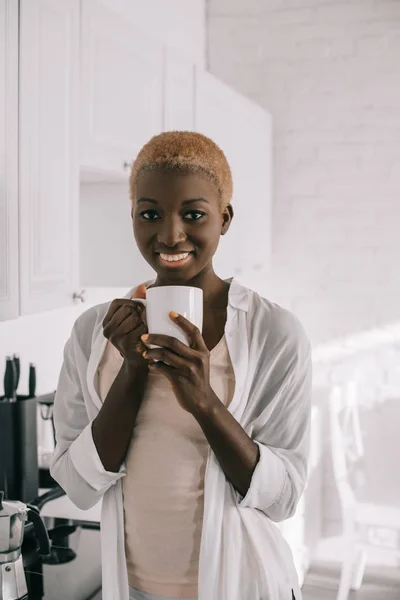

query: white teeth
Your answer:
[160,252,190,262]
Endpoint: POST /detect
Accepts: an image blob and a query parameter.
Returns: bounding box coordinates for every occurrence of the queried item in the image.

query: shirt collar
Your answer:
[124,277,250,312]
[226,277,250,312]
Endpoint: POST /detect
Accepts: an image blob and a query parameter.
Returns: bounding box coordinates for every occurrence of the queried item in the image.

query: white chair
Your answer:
[328,381,400,600]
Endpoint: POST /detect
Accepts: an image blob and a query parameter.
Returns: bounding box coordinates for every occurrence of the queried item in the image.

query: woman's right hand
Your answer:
[102,284,148,368]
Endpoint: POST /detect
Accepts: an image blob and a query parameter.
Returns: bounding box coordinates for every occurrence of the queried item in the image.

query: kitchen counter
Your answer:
[37,488,102,600]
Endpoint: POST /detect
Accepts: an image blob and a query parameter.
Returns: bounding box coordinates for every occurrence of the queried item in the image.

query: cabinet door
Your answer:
[81,0,164,179]
[0,0,19,321]
[195,68,272,284]
[233,101,272,293]
[194,69,243,279]
[19,0,80,315]
[163,45,194,131]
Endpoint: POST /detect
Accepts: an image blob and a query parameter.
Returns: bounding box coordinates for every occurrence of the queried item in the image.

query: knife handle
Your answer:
[4,356,16,400]
[12,354,20,392]
[29,363,36,397]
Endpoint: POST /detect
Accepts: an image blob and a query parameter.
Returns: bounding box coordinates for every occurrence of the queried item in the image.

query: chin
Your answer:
[156,268,195,281]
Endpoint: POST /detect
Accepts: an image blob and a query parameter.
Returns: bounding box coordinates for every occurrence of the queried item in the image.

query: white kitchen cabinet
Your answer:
[18,0,80,316]
[0,0,19,321]
[233,101,272,292]
[80,182,155,288]
[194,69,243,279]
[80,0,164,181]
[194,68,271,285]
[163,45,194,131]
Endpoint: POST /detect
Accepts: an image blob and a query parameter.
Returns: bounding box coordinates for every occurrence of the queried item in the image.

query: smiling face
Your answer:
[131,169,233,285]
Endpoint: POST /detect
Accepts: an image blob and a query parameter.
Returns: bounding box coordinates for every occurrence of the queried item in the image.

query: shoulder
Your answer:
[68,302,110,358]
[247,287,311,363]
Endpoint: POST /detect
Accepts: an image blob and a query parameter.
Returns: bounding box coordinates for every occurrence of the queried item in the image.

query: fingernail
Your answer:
[169,311,179,318]
[141,334,149,341]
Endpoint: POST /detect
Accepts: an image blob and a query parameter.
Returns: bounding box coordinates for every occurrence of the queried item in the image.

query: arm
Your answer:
[92,359,147,472]
[50,323,147,510]
[195,341,312,521]
[141,308,312,522]
[193,397,260,498]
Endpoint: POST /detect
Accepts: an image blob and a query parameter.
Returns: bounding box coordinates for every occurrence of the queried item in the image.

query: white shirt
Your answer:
[50,277,312,600]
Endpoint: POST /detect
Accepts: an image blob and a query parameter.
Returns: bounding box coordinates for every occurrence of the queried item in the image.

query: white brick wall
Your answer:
[207,0,400,345]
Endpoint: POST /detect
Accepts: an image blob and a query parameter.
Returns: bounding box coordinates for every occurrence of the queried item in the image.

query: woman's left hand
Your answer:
[141,312,216,415]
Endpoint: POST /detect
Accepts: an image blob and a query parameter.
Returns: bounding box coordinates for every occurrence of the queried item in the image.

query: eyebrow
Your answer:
[136,197,209,205]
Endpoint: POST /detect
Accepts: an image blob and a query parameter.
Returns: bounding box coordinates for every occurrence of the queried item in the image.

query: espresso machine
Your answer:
[0,491,50,600]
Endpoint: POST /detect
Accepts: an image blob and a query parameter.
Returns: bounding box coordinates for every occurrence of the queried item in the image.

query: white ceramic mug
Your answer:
[133,285,203,347]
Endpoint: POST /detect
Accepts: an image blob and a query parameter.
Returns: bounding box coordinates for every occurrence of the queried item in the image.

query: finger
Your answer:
[135,301,147,327]
[122,321,148,353]
[108,321,147,354]
[141,334,193,358]
[103,298,143,327]
[119,319,146,338]
[103,306,132,336]
[103,300,123,328]
[104,307,142,339]
[148,360,173,380]
[132,284,147,300]
[168,312,207,352]
[143,347,188,369]
[103,298,144,327]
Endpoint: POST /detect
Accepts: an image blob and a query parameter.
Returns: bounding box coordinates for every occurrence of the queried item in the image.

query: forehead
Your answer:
[134,170,220,204]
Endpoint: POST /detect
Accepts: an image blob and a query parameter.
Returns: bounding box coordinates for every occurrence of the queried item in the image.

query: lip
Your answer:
[156,251,193,268]
[154,250,194,254]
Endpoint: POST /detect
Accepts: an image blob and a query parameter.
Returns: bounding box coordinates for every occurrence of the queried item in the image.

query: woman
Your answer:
[50,131,311,600]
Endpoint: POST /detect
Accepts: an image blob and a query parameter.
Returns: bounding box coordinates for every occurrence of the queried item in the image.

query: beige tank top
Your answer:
[97,314,235,598]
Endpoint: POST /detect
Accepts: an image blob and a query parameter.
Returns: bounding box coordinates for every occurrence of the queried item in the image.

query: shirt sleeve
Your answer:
[50,321,126,511]
[236,312,312,522]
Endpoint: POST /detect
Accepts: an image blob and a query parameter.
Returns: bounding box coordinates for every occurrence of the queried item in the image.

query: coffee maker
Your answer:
[0,491,50,600]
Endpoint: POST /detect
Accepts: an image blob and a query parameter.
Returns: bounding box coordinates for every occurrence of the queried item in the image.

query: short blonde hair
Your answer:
[129,131,233,209]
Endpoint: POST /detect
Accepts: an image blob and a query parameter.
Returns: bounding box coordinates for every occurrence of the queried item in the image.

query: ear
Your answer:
[221,204,233,236]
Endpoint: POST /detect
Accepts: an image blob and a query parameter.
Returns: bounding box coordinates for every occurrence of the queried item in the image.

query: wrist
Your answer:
[123,357,148,379]
[192,388,221,420]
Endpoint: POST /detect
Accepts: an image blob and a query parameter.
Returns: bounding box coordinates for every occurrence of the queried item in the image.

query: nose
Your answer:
[157,216,187,247]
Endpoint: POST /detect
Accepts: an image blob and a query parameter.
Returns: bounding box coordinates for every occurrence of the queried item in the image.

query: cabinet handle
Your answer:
[123,160,132,171]
[72,289,86,303]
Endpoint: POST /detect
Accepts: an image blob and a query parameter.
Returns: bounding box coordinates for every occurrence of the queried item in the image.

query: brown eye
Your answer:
[184,211,205,221]
[140,210,159,220]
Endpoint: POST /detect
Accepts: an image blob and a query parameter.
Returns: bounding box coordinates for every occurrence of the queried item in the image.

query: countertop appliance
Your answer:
[0,487,101,600]
[0,491,50,600]
[0,394,39,504]
[1,355,102,599]
[1,355,38,503]
[36,393,56,478]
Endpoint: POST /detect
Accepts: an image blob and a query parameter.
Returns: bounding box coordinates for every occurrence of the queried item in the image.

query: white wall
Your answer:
[208,0,400,562]
[207,0,400,346]
[101,0,207,67]
[0,287,130,397]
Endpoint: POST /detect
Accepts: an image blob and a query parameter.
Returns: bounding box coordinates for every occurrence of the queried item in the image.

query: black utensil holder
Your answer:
[0,394,39,503]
